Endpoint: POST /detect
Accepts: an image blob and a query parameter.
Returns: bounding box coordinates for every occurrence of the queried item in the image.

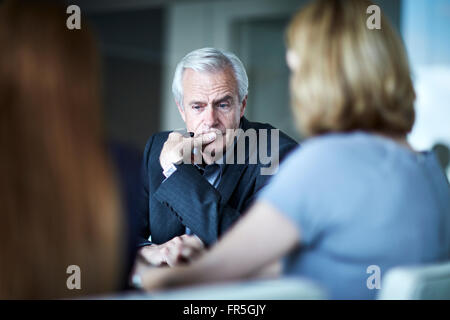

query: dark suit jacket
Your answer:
[137,117,297,247]
[108,141,141,290]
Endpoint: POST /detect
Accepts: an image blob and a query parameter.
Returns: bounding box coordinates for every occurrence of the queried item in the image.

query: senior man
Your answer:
[136,48,297,267]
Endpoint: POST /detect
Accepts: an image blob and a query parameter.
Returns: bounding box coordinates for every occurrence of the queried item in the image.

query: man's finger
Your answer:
[165,245,184,267]
[168,131,183,141]
[140,246,164,266]
[170,236,183,245]
[160,246,176,267]
[191,132,217,149]
[181,235,205,251]
[180,247,192,258]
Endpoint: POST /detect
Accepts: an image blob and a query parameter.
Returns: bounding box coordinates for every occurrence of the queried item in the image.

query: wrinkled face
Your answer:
[177,68,247,161]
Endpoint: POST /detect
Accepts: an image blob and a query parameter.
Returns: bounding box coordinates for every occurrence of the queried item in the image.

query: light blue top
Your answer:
[259,131,450,299]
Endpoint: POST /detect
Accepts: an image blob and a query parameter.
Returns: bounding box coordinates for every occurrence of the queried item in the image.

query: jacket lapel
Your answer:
[216,117,253,205]
[216,163,247,205]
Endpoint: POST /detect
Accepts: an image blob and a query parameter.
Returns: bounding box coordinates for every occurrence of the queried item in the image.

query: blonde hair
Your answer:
[286,0,416,137]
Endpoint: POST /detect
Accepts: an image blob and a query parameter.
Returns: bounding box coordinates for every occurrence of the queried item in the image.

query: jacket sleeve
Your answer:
[136,135,154,247]
[153,164,241,247]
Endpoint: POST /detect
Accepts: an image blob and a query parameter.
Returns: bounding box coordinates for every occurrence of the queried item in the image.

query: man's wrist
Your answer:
[162,163,177,178]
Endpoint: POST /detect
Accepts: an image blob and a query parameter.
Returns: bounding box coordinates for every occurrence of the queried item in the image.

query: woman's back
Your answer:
[261,132,450,299]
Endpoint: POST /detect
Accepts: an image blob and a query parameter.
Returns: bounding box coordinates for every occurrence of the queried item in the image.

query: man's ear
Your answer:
[175,100,186,122]
[240,95,248,118]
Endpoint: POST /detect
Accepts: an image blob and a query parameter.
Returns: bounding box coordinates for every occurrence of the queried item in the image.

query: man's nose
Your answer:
[203,105,218,127]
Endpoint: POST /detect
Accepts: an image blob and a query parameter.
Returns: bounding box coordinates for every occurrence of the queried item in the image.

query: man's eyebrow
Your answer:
[212,95,234,105]
[187,95,234,106]
[187,100,206,106]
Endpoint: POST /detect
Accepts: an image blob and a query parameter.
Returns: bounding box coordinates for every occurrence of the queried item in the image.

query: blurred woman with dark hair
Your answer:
[0,0,126,298]
[140,0,450,299]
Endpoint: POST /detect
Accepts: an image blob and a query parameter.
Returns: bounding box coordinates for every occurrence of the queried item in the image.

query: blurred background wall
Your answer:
[402,0,450,178]
[68,0,449,178]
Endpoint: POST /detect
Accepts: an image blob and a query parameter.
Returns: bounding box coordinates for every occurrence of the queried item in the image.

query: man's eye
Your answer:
[193,105,202,110]
[219,103,229,109]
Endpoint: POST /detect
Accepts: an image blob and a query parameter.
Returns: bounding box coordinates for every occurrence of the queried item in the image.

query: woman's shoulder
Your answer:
[286,131,374,162]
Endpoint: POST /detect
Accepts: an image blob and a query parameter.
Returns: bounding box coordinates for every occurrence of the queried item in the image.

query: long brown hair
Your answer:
[0,0,123,299]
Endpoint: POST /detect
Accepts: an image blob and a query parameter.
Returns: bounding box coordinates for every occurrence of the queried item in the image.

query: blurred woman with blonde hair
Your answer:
[138,0,450,299]
[0,0,126,298]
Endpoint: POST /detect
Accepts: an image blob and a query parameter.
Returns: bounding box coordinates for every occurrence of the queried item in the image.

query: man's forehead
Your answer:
[182,68,238,93]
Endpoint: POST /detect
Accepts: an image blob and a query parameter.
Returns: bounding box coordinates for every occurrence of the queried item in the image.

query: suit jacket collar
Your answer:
[240,116,252,130]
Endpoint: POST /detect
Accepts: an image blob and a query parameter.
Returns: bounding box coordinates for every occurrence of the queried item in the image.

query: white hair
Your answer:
[172,47,249,109]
